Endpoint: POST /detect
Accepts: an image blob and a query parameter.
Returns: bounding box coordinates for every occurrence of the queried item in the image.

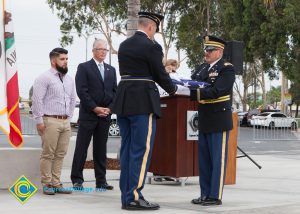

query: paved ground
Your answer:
[1,152,300,213]
[1,115,300,213]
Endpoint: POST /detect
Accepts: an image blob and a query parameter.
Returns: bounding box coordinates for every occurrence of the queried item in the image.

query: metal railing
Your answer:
[251,118,299,141]
[0,112,38,136]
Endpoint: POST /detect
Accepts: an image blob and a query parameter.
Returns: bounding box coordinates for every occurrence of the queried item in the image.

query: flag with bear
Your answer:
[0,0,23,147]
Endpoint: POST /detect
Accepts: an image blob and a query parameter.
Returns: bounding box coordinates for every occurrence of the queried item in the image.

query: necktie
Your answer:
[98,63,104,80]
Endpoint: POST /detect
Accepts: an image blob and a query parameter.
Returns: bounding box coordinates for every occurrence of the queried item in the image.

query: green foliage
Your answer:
[247,92,262,109]
[266,86,281,104]
[290,83,300,105]
[176,0,217,68]
[47,0,300,95]
[47,0,127,46]
[176,10,205,68]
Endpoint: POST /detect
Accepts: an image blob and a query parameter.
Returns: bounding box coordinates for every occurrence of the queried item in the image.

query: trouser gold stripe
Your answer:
[218,131,227,199]
[133,113,153,201]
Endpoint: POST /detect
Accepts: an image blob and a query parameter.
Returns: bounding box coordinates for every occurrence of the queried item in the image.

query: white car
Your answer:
[237,111,248,125]
[108,114,120,137]
[70,105,80,126]
[250,112,298,129]
[70,105,120,136]
[19,103,25,110]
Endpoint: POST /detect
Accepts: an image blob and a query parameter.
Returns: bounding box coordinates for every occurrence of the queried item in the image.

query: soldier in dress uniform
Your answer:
[190,35,235,206]
[112,12,177,210]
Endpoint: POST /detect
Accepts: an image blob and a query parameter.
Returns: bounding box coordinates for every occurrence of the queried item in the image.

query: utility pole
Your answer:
[61,30,100,61]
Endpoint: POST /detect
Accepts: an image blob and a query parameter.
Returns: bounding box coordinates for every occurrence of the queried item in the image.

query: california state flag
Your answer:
[0,0,23,147]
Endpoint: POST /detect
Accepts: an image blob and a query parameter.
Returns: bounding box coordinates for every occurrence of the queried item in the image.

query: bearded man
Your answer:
[32,47,76,195]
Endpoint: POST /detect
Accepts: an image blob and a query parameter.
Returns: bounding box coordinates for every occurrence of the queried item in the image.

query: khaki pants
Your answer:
[40,117,71,186]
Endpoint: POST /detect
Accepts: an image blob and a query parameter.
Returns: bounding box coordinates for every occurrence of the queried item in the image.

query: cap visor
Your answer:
[204,46,217,51]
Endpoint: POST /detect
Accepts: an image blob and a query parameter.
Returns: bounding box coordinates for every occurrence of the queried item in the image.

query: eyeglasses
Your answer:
[204,48,218,53]
[94,48,109,52]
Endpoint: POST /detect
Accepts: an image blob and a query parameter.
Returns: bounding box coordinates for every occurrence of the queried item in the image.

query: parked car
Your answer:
[108,114,120,137]
[250,112,298,129]
[246,109,280,127]
[70,105,120,136]
[237,112,248,126]
[70,104,80,126]
[19,103,25,110]
[246,109,260,126]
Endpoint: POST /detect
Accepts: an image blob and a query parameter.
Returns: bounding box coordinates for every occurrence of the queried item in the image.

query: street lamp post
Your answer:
[109,31,112,65]
[81,32,100,61]
[81,33,88,61]
[61,30,101,62]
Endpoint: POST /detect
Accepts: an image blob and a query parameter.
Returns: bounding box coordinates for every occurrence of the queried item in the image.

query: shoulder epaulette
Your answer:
[224,62,233,66]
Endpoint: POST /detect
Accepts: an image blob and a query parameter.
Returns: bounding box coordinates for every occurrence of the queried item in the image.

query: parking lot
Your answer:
[1,111,300,158]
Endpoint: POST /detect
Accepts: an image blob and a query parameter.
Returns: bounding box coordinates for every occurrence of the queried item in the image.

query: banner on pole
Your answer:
[0,0,23,147]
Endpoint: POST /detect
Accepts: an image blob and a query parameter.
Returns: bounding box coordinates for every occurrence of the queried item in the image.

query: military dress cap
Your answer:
[203,35,227,50]
[138,11,164,32]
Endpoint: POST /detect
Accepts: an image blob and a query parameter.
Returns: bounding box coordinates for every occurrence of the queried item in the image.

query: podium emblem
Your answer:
[187,111,198,140]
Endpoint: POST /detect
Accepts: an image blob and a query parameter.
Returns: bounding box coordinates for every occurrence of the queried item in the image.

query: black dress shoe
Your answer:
[201,198,222,206]
[73,183,83,191]
[153,177,163,182]
[123,199,160,210]
[164,177,175,182]
[96,183,114,190]
[191,196,207,205]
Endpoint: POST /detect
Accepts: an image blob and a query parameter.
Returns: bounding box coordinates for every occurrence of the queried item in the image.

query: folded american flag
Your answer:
[172,78,210,89]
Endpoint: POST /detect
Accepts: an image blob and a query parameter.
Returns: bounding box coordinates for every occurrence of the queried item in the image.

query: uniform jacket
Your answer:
[75,59,117,121]
[112,31,177,118]
[190,58,235,133]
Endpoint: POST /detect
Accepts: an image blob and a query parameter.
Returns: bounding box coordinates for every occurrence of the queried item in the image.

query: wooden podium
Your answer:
[148,95,238,185]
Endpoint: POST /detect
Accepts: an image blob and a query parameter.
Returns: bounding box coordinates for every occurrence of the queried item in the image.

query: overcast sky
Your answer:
[11,0,190,99]
[11,0,279,100]
[12,0,115,99]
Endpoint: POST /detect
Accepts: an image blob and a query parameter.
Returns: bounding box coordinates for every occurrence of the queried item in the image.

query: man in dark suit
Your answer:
[71,39,117,190]
[190,35,235,206]
[112,12,177,210]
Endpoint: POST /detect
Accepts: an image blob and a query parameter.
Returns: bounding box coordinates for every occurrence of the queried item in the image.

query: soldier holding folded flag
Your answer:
[190,35,235,206]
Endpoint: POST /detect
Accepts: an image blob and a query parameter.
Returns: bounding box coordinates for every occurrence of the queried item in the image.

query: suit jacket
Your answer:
[75,59,117,121]
[112,31,177,118]
[190,58,235,133]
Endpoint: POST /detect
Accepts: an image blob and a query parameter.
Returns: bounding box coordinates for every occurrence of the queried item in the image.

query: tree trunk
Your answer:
[281,72,288,114]
[243,85,248,111]
[127,0,140,38]
[240,62,253,111]
[253,76,257,108]
[206,0,211,32]
[261,69,267,108]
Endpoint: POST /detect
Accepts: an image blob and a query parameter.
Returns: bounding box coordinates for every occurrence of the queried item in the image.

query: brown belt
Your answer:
[44,115,68,120]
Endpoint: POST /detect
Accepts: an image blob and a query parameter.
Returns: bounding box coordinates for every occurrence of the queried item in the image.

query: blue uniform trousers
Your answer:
[117,113,156,206]
[198,131,229,200]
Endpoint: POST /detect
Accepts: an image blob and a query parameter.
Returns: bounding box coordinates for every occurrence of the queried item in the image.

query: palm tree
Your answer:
[127,0,140,37]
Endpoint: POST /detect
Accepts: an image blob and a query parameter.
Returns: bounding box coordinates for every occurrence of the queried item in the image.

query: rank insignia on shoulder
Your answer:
[224,62,233,66]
